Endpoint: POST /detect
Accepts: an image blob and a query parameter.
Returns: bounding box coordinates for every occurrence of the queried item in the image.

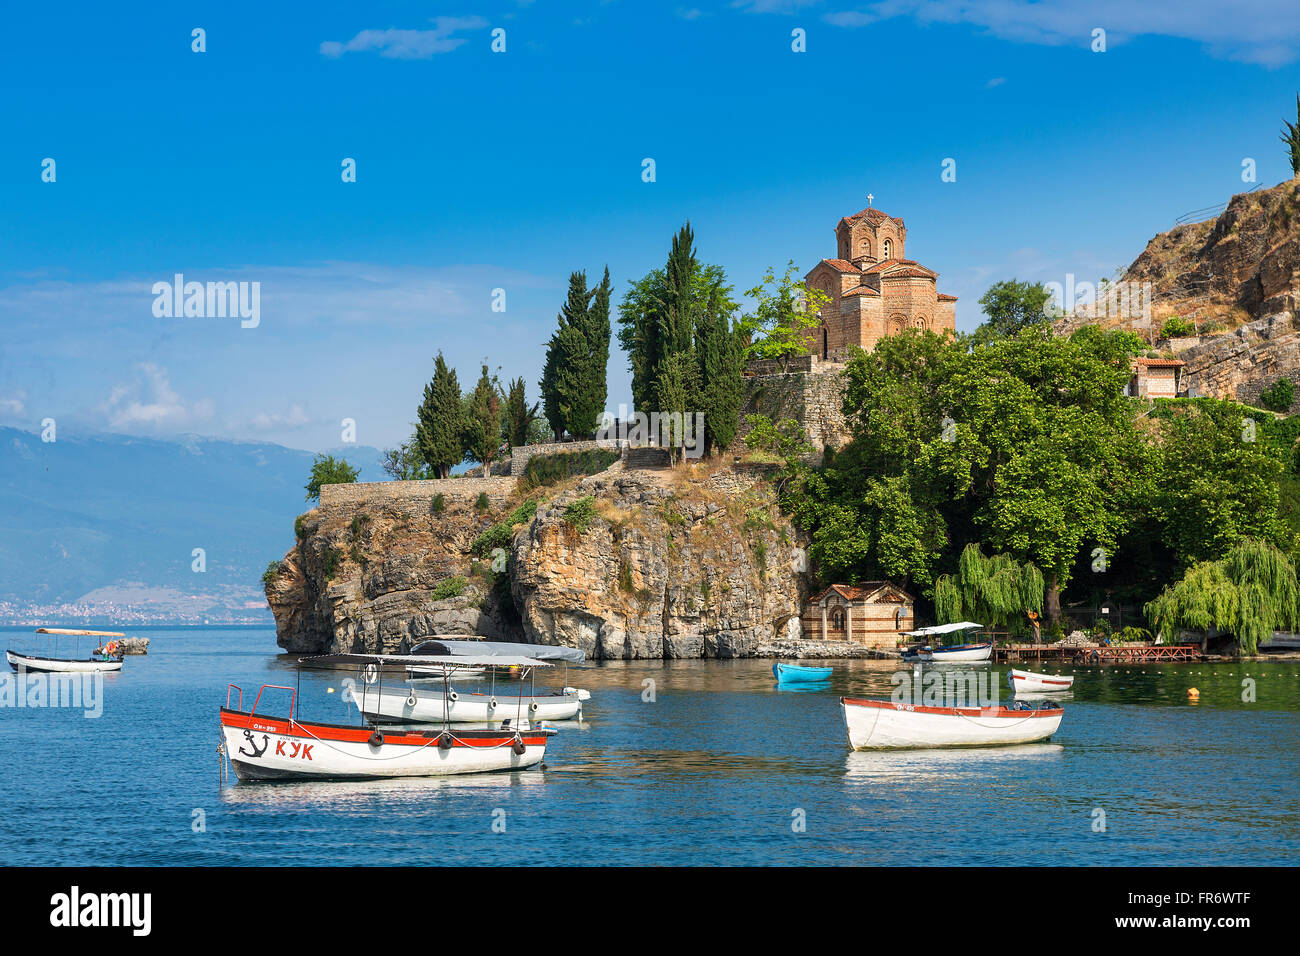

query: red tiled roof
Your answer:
[937,293,958,301]
[811,581,914,604]
[842,285,881,297]
[1132,357,1185,368]
[840,207,901,227]
[881,267,938,279]
[860,257,913,274]
[817,258,861,273]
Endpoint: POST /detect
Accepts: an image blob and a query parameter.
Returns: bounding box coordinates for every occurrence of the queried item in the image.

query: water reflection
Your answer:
[220,767,546,808]
[844,743,1065,783]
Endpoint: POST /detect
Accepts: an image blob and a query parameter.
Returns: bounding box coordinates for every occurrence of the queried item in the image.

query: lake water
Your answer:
[1,626,1297,866]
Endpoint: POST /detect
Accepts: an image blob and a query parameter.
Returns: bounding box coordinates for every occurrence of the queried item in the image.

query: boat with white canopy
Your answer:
[350,641,590,725]
[900,622,992,662]
[6,628,127,673]
[219,652,556,781]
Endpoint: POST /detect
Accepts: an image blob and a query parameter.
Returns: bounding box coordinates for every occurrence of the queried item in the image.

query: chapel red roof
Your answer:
[1131,357,1185,368]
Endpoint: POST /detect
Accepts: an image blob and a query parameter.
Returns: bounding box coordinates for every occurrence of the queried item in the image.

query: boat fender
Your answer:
[406,692,417,707]
[489,697,498,709]
[448,690,458,702]
[368,729,384,747]
[511,735,526,756]
[439,732,454,750]
[528,700,539,713]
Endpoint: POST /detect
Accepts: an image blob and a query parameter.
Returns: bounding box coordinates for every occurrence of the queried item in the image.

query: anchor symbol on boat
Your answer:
[239,730,270,758]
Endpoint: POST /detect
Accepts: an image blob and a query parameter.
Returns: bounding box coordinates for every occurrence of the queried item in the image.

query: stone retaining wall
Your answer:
[739,365,849,453]
[319,476,518,510]
[509,439,617,475]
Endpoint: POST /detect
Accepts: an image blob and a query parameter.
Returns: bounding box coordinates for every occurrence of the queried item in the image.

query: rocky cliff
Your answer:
[1057,177,1300,407]
[264,462,832,659]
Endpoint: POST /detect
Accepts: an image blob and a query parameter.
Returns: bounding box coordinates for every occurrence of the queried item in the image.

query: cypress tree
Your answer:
[540,272,593,440]
[695,280,744,454]
[463,364,502,476]
[502,377,539,448]
[415,352,463,479]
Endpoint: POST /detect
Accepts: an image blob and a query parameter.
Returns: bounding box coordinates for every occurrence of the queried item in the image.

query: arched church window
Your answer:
[831,607,845,630]
[883,238,893,259]
[888,313,906,334]
[914,316,928,329]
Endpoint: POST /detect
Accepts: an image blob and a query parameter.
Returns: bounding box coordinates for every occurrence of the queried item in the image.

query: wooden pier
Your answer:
[995,642,1201,664]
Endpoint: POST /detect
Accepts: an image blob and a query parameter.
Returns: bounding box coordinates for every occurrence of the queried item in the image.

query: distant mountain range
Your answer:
[0,427,385,623]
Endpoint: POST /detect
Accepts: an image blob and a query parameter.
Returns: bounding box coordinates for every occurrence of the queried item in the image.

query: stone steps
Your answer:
[624,446,673,470]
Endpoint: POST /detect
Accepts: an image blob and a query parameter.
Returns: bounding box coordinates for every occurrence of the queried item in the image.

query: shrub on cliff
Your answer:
[1160,315,1196,338]
[471,499,539,556]
[519,448,619,491]
[429,576,468,601]
[261,560,282,588]
[563,496,597,532]
[305,454,360,502]
[1260,378,1295,412]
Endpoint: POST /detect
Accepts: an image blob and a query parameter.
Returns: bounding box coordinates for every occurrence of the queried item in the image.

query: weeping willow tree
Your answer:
[933,543,1045,630]
[1145,538,1299,654]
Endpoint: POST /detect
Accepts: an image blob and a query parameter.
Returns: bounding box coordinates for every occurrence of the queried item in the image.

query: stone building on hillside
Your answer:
[801,581,914,648]
[803,203,958,360]
[1127,356,1184,398]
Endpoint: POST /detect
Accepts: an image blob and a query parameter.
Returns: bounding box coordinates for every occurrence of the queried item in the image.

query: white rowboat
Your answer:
[6,650,122,673]
[1008,669,1075,693]
[841,696,1063,749]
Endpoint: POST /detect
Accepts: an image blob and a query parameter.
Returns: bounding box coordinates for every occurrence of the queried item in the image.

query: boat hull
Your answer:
[840,696,1062,749]
[6,650,122,673]
[929,642,993,663]
[219,708,549,780]
[351,686,583,724]
[1008,669,1075,693]
[773,662,833,682]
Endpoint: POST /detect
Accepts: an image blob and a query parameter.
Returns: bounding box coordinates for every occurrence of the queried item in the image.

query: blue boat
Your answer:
[773,662,833,683]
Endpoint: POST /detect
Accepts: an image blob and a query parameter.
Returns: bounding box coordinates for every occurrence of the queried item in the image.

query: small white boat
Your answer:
[6,649,123,673]
[353,683,586,724]
[900,622,992,663]
[841,696,1063,749]
[1008,668,1075,694]
[929,642,993,663]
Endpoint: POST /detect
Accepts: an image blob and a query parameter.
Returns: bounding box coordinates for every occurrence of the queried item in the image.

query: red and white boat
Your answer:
[219,653,557,782]
[841,696,1063,749]
[1007,668,1075,694]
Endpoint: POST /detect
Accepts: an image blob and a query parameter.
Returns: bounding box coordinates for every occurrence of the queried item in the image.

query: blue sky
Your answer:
[3,1,1299,454]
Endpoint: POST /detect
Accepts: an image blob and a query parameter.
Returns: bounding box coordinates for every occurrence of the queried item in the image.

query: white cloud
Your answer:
[820,1,1300,66]
[320,16,489,59]
[247,404,311,432]
[101,364,214,432]
[0,391,26,417]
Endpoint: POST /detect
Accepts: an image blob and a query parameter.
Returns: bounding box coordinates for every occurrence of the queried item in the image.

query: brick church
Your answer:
[803,202,957,361]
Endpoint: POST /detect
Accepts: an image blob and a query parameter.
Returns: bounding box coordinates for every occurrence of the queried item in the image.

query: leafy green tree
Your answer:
[738,262,830,361]
[1154,400,1288,564]
[463,364,502,476]
[1282,93,1300,177]
[501,377,540,448]
[933,543,1044,631]
[1146,538,1299,653]
[415,352,464,479]
[974,279,1054,341]
[381,433,430,480]
[305,454,360,502]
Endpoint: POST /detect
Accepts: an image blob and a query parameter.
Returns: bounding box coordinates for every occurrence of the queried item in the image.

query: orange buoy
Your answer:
[1187,687,1200,700]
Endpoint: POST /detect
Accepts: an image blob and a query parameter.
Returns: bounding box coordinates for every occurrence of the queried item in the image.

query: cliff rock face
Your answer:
[265,464,812,659]
[1054,178,1300,407]
[511,467,806,659]
[264,498,518,654]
